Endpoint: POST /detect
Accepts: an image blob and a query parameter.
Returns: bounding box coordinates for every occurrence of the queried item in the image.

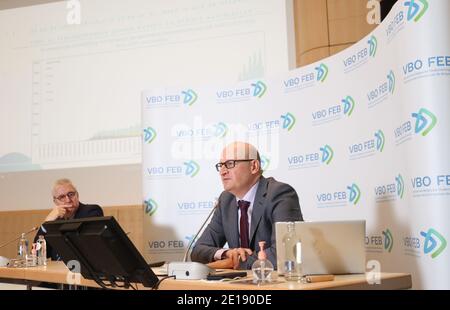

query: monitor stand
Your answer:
[62,232,132,289]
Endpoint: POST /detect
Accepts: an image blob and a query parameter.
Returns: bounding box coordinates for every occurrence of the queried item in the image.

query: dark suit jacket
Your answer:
[191,176,303,269]
[34,203,103,260]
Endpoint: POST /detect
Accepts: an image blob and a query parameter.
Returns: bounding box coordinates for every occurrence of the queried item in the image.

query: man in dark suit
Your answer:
[191,142,303,270]
[34,178,103,260]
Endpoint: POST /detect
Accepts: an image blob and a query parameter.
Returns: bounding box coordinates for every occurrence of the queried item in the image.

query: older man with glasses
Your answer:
[191,141,303,270]
[34,178,103,261]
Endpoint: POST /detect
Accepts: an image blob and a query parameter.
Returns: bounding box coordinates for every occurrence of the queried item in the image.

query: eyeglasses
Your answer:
[53,191,77,202]
[215,159,254,172]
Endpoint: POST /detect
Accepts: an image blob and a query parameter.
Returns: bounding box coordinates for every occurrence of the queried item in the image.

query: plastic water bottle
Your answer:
[251,241,274,284]
[36,235,47,266]
[282,222,302,281]
[17,233,29,259]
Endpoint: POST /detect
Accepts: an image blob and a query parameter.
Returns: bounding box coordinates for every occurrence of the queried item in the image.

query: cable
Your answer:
[115,281,138,290]
[152,275,176,290]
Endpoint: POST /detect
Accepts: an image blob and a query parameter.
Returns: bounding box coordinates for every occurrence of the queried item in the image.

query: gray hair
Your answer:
[52,178,77,195]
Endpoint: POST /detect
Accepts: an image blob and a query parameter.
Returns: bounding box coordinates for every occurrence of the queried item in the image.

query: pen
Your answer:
[303,274,335,283]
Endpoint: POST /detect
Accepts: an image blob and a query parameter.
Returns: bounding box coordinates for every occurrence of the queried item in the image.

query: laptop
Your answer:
[275,220,366,275]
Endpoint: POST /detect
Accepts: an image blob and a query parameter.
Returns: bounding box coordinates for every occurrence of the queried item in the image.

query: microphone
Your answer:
[167,201,218,280]
[0,226,39,267]
[183,200,219,262]
[0,226,39,250]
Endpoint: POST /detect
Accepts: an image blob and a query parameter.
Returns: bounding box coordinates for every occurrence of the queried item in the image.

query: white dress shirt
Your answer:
[214,181,260,260]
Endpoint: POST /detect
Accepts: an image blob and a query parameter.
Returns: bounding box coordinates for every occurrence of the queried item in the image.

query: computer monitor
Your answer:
[43,216,158,289]
[275,220,366,275]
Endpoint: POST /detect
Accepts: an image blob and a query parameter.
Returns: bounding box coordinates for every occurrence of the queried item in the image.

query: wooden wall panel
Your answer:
[327,0,369,19]
[294,0,329,54]
[327,0,377,45]
[298,47,330,67]
[328,16,375,45]
[0,210,47,260]
[294,0,377,67]
[329,43,353,55]
[294,0,330,67]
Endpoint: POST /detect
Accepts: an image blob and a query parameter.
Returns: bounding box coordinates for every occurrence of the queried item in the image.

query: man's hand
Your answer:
[45,204,72,221]
[225,248,253,269]
[208,248,253,270]
[207,258,233,269]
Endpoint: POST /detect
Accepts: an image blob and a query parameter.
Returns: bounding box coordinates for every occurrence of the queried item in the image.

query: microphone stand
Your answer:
[0,226,39,250]
[182,201,218,262]
[0,226,39,267]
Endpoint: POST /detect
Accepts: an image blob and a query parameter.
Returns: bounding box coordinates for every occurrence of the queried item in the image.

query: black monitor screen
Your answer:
[43,216,158,288]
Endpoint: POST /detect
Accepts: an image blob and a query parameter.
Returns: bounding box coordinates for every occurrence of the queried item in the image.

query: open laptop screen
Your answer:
[275,220,366,275]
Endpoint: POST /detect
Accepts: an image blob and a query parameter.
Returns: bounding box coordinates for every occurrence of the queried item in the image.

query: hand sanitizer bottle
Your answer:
[251,241,274,284]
